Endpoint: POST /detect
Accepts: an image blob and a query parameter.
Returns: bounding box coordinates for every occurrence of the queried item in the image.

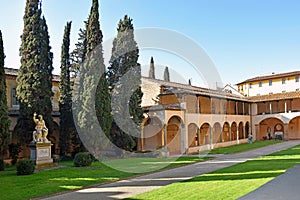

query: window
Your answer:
[282,90,286,93]
[269,92,273,95]
[282,78,286,84]
[296,88,299,91]
[296,76,299,82]
[11,88,19,107]
[268,80,272,86]
[249,83,252,88]
[259,82,262,87]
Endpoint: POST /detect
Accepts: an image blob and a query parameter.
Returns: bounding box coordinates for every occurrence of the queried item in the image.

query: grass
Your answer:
[0,156,208,200]
[199,140,283,154]
[128,145,300,200]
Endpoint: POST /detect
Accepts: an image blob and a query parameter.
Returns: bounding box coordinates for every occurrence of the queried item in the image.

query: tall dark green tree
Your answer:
[164,66,170,82]
[59,22,75,156]
[70,21,87,78]
[149,56,155,79]
[107,15,144,151]
[0,31,10,158]
[74,0,111,156]
[15,0,53,144]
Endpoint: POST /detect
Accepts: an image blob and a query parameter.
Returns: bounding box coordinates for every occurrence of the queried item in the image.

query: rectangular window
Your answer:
[11,88,19,107]
[269,80,272,86]
[296,76,299,82]
[259,82,262,87]
[296,88,299,91]
[282,78,286,84]
[249,83,252,88]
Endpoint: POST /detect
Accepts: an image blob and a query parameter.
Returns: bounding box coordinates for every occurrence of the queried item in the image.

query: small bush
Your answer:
[0,159,5,171]
[8,143,22,165]
[16,160,35,176]
[73,152,92,167]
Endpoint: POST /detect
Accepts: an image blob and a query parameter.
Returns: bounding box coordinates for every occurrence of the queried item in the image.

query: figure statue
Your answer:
[32,113,49,143]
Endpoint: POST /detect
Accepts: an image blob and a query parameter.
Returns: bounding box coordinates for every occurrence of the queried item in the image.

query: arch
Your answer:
[142,117,164,151]
[245,121,250,138]
[188,123,199,147]
[166,116,183,155]
[212,122,222,143]
[288,116,300,140]
[200,123,211,145]
[238,122,244,139]
[222,122,230,142]
[259,118,284,140]
[231,122,237,141]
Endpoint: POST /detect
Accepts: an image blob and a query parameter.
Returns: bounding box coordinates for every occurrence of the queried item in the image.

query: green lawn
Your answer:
[128,145,300,200]
[0,156,208,200]
[206,140,283,154]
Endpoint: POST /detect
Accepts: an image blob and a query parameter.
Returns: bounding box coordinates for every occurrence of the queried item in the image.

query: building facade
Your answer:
[4,68,300,156]
[237,71,300,97]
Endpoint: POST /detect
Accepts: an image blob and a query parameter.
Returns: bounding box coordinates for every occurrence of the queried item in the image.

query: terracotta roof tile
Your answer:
[249,91,300,102]
[237,71,300,85]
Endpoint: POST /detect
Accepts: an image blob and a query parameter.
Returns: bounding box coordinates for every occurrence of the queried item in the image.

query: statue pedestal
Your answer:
[29,142,55,169]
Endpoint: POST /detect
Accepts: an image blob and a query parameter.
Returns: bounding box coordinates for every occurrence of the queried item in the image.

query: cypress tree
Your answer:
[74,0,111,155]
[59,22,74,156]
[40,16,54,136]
[164,66,170,82]
[70,21,87,78]
[149,56,155,79]
[0,30,11,158]
[15,0,53,144]
[107,15,144,151]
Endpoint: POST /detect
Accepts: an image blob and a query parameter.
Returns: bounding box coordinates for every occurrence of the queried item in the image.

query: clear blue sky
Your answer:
[1,0,300,86]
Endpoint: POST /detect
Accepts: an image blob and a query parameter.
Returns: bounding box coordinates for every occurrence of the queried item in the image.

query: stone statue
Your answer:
[32,113,49,143]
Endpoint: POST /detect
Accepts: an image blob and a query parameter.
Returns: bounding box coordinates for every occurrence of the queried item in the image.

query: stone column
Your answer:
[236,128,239,144]
[181,123,186,154]
[197,128,200,146]
[284,123,289,140]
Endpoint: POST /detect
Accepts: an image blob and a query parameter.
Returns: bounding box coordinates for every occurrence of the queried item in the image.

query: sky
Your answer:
[1,0,300,87]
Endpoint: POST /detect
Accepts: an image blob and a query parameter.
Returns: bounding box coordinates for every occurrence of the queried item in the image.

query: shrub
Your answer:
[16,160,35,176]
[0,159,5,171]
[8,143,22,165]
[73,152,92,167]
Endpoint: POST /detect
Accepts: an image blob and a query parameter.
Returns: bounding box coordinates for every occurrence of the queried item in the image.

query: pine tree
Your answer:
[73,0,111,156]
[15,0,53,144]
[59,22,75,157]
[107,15,144,151]
[0,30,11,158]
[164,66,170,82]
[149,56,155,79]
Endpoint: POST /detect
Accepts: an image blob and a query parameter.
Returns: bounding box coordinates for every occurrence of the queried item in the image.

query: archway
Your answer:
[288,116,300,140]
[212,122,222,143]
[166,116,183,155]
[188,123,199,147]
[222,122,230,142]
[231,122,237,141]
[200,123,211,145]
[238,122,244,139]
[142,117,163,151]
[259,118,284,140]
